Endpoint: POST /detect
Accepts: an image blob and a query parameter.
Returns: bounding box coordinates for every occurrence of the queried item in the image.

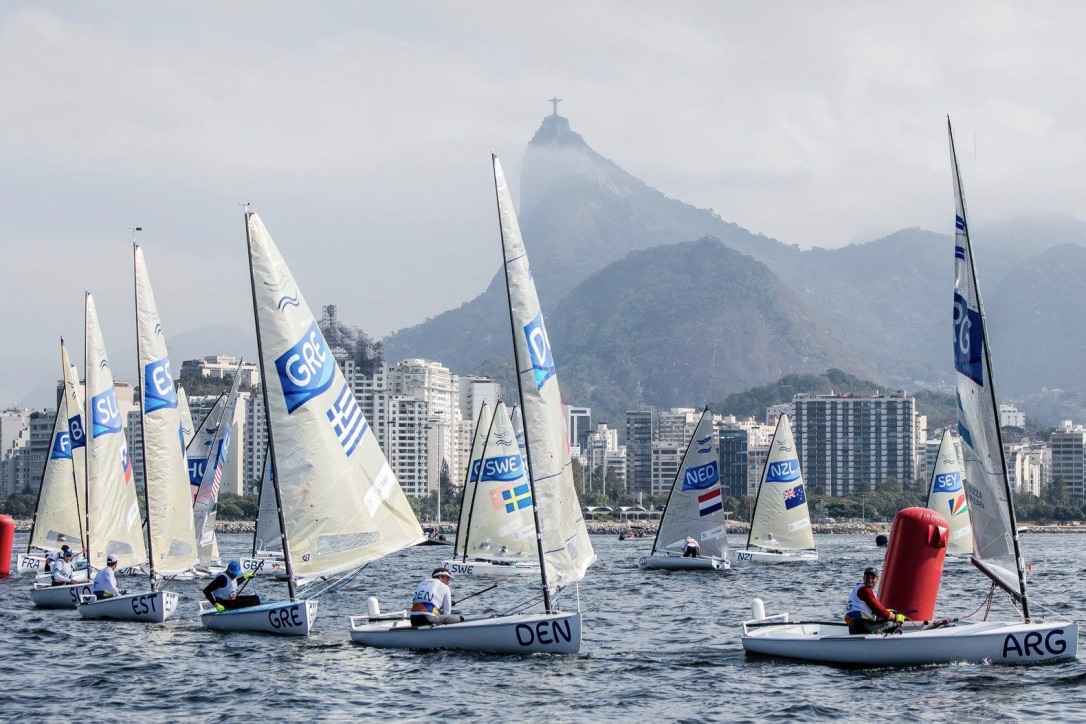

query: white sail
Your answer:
[493,155,595,596]
[652,409,729,560]
[62,341,88,540]
[949,121,1026,604]
[28,341,83,551]
[84,293,147,570]
[186,393,226,502]
[177,386,196,449]
[747,414,815,551]
[135,246,199,575]
[454,402,492,559]
[192,367,244,562]
[925,430,973,555]
[457,402,537,562]
[247,212,423,580]
[253,451,282,554]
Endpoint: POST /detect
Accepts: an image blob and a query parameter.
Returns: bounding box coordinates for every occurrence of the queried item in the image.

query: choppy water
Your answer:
[2,532,1084,721]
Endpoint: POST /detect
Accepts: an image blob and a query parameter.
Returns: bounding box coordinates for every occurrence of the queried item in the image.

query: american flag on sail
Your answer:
[326,383,367,457]
[698,486,723,516]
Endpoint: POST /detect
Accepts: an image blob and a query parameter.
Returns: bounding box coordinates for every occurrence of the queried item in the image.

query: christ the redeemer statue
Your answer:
[548,96,563,116]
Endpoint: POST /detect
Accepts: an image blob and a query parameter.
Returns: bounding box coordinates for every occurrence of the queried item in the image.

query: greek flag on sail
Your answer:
[326,383,367,458]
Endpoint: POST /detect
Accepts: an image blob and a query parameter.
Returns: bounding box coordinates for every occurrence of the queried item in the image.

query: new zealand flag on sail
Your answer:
[953,291,984,386]
[783,484,806,510]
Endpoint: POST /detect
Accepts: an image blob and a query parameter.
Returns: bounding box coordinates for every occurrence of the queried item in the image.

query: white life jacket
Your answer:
[845,582,874,620]
[208,573,238,600]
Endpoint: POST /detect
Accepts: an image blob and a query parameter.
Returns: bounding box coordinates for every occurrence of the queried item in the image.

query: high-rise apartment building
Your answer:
[625,410,656,496]
[1050,421,1085,501]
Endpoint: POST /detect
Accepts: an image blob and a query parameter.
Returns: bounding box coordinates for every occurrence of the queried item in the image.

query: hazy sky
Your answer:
[3,2,1084,406]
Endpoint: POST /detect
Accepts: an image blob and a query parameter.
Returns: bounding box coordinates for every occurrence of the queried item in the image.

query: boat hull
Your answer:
[199,599,317,636]
[350,611,581,654]
[733,549,818,564]
[742,618,1079,666]
[638,554,729,571]
[442,559,539,577]
[31,582,95,609]
[78,590,179,623]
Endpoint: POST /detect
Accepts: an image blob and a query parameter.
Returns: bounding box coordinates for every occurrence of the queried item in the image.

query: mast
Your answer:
[745,415,779,551]
[245,208,297,601]
[949,118,1030,620]
[493,154,553,613]
[83,292,93,571]
[460,409,499,563]
[133,240,157,591]
[65,339,86,550]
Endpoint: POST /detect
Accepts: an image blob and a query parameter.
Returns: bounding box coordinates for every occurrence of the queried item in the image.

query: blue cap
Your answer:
[227,561,242,576]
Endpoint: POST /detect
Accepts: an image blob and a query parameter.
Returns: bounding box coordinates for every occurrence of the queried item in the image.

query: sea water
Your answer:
[1,533,1083,721]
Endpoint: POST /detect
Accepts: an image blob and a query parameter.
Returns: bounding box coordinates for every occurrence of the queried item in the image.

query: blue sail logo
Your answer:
[480,454,523,482]
[682,460,720,491]
[91,389,122,437]
[50,431,72,460]
[933,471,962,492]
[523,312,556,390]
[275,321,335,413]
[953,292,984,385]
[143,358,178,413]
[766,459,801,483]
[68,414,86,449]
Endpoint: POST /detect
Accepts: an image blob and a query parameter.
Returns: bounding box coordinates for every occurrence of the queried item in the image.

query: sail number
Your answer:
[269,605,304,629]
[736,552,754,561]
[515,619,573,647]
[131,594,158,615]
[1003,630,1067,659]
[68,585,92,604]
[449,563,474,575]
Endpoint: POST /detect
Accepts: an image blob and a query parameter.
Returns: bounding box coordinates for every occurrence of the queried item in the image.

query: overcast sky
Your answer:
[3,1,1084,406]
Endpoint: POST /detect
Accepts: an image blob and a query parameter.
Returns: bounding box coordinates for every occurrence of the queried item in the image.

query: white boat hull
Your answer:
[638,554,729,571]
[199,599,317,636]
[742,617,1079,666]
[442,559,540,577]
[733,549,818,564]
[31,582,95,609]
[350,611,581,654]
[78,591,179,623]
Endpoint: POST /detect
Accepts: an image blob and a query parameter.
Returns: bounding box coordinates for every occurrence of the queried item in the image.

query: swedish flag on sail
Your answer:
[502,483,532,513]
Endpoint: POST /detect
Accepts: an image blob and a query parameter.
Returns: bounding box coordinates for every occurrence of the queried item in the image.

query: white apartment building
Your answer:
[650,442,684,497]
[999,405,1026,429]
[659,408,698,447]
[180,355,260,387]
[460,377,500,426]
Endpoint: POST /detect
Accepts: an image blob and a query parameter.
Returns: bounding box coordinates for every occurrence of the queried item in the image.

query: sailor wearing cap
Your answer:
[410,567,464,627]
[50,548,77,586]
[93,554,122,599]
[844,567,906,634]
[203,560,260,612]
[44,544,73,573]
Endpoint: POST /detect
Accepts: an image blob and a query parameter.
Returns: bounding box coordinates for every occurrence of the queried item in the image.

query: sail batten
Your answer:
[493,155,595,604]
[747,414,814,551]
[949,120,1029,615]
[246,212,423,583]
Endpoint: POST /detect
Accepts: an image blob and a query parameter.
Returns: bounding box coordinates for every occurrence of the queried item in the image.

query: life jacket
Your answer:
[411,579,446,616]
[208,573,238,601]
[845,582,874,621]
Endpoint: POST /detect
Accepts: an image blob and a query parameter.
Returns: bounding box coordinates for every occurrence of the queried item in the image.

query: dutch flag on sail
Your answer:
[326,383,367,458]
[698,486,723,517]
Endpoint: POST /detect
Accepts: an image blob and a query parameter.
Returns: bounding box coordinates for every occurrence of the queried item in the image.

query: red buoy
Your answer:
[878,507,949,621]
[0,514,15,576]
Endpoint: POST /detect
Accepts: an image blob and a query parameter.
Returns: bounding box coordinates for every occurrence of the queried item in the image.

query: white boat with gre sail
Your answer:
[200,210,424,636]
[639,407,729,571]
[741,120,1078,666]
[350,154,596,654]
[443,401,540,577]
[734,414,817,564]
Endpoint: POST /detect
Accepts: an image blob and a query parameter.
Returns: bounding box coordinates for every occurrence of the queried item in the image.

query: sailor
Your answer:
[44,544,73,573]
[683,536,701,558]
[50,548,76,585]
[764,533,781,553]
[498,545,509,557]
[202,561,259,612]
[92,554,122,599]
[410,567,464,627]
[844,567,906,634]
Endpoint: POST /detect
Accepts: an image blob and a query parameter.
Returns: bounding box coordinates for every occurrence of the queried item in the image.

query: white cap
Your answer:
[107,554,118,564]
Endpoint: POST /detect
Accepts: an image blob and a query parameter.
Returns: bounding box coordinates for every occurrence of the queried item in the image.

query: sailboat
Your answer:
[80,246,199,622]
[28,343,95,605]
[177,386,196,448]
[350,154,596,654]
[20,340,87,576]
[734,414,817,564]
[639,408,730,571]
[443,401,540,577]
[246,450,286,578]
[199,210,424,636]
[740,120,1078,665]
[924,430,973,555]
[191,365,244,568]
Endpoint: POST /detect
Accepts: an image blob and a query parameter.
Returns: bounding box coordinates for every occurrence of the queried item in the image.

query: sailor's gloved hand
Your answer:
[215,603,225,613]
[241,572,255,581]
[894,613,906,623]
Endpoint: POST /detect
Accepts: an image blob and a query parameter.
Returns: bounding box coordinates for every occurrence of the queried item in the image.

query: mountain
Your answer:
[544,238,878,423]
